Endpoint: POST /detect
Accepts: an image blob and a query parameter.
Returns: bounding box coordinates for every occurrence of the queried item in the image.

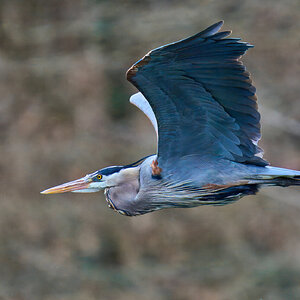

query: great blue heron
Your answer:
[41,21,300,216]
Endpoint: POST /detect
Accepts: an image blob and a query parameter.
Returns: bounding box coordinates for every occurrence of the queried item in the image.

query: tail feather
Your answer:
[249,166,300,187]
[262,176,300,187]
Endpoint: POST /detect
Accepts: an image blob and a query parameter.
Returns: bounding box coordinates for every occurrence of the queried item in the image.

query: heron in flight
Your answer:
[41,21,300,216]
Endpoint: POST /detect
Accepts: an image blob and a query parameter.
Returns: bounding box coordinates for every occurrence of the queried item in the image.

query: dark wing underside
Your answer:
[127,21,268,168]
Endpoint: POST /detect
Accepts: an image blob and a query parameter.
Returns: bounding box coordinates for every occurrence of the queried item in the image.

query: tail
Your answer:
[249,166,300,187]
[262,176,300,187]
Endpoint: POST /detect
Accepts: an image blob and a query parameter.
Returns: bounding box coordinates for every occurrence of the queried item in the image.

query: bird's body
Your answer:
[41,21,300,216]
[102,155,300,216]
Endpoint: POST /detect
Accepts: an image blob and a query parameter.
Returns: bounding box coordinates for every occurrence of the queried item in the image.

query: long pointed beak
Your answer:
[41,176,93,194]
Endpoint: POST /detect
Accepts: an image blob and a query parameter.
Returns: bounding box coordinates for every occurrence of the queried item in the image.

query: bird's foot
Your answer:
[151,159,162,179]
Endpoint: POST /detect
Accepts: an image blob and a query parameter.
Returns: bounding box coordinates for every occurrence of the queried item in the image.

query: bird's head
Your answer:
[40,166,126,194]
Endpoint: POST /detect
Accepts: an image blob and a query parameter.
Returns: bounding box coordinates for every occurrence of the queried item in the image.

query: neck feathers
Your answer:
[104,166,141,216]
[106,166,140,187]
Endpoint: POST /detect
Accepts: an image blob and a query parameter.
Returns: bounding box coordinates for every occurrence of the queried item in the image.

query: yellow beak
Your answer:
[41,176,92,194]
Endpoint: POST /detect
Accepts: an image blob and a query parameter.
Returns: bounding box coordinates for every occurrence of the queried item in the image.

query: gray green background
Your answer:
[0,0,300,299]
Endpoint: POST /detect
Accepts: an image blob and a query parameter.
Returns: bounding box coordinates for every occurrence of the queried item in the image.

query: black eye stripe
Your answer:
[99,166,123,176]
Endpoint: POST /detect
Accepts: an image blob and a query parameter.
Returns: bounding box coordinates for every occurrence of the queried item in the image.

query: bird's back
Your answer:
[131,156,300,215]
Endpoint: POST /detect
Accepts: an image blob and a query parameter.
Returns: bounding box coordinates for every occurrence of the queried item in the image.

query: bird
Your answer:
[41,21,300,216]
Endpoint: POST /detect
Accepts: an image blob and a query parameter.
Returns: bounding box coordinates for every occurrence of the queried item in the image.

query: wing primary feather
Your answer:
[199,21,224,37]
[126,22,268,167]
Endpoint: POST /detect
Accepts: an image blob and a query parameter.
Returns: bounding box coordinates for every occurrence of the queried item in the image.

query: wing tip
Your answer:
[214,20,224,28]
[200,20,224,38]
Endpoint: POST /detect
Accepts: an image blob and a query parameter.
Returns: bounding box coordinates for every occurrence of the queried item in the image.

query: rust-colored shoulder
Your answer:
[151,159,162,177]
[126,54,151,81]
[202,181,250,191]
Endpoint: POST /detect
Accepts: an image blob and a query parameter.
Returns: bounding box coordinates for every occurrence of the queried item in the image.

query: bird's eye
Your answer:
[97,174,102,180]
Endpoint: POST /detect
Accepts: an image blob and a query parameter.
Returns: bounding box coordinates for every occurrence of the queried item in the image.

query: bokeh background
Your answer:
[1,0,300,299]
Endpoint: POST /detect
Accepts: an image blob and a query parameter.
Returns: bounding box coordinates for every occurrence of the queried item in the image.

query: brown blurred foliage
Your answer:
[0,0,300,299]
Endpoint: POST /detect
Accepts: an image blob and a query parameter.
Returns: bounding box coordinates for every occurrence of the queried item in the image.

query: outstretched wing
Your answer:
[127,21,268,168]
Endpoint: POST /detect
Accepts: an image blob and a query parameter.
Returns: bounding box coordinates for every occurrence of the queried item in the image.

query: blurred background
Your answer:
[0,0,300,299]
